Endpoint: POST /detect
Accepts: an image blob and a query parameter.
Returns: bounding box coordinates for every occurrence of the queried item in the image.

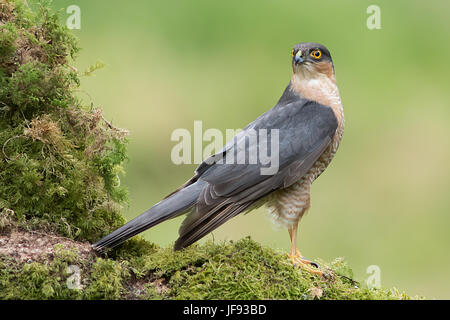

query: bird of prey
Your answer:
[93,42,345,275]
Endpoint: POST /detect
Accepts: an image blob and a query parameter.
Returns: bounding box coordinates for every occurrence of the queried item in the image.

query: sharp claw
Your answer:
[289,254,323,276]
[298,256,320,269]
[304,258,319,269]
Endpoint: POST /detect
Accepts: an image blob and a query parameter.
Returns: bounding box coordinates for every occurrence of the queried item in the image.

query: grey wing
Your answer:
[174,98,338,250]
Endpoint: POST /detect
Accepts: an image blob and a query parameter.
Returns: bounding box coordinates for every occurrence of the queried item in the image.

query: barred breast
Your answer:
[266,73,344,228]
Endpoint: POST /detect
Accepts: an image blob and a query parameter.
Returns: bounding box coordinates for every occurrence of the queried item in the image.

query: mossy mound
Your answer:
[0,225,412,300]
[0,0,128,242]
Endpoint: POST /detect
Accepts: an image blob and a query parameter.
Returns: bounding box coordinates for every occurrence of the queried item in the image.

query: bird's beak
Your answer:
[294,50,305,64]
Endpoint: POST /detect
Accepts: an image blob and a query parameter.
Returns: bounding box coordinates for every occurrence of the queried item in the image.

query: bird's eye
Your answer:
[291,49,295,57]
[311,49,322,59]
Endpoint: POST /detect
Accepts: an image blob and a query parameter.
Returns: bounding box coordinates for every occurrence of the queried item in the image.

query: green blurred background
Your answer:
[50,0,450,298]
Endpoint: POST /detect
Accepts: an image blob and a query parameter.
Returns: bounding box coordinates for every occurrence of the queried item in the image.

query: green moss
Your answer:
[0,236,414,300]
[118,237,412,300]
[0,244,131,299]
[83,258,130,299]
[0,0,128,242]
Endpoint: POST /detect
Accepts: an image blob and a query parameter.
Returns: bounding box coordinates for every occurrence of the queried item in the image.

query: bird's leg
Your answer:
[288,223,323,276]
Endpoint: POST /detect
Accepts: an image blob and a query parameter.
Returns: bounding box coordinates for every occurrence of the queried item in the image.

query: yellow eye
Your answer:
[311,49,322,59]
[291,49,295,57]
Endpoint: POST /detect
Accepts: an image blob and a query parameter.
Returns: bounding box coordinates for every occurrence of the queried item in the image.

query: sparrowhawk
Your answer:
[93,42,345,275]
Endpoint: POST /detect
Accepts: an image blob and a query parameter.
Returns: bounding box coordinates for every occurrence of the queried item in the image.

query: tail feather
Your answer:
[174,201,255,250]
[92,181,204,252]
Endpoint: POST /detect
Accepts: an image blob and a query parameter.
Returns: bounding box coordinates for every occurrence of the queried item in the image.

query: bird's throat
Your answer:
[290,73,344,127]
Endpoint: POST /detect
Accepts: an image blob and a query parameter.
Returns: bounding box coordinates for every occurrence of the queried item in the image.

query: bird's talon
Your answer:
[289,253,323,276]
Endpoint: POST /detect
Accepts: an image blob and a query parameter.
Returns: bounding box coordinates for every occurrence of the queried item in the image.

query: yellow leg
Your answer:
[288,223,323,276]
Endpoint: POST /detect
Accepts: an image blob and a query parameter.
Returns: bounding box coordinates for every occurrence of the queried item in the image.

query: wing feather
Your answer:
[174,89,338,250]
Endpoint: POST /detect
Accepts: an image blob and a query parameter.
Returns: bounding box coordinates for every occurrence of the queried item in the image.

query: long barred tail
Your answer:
[92,181,204,252]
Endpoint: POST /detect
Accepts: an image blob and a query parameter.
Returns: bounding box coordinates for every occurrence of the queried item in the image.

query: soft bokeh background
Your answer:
[50,0,450,298]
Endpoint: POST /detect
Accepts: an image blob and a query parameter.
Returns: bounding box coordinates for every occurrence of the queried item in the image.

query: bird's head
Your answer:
[291,42,335,81]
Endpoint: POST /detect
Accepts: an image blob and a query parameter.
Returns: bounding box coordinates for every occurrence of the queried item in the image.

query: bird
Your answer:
[92,42,345,275]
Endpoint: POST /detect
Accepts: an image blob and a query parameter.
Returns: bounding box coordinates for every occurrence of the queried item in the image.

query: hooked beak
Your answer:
[294,50,305,64]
